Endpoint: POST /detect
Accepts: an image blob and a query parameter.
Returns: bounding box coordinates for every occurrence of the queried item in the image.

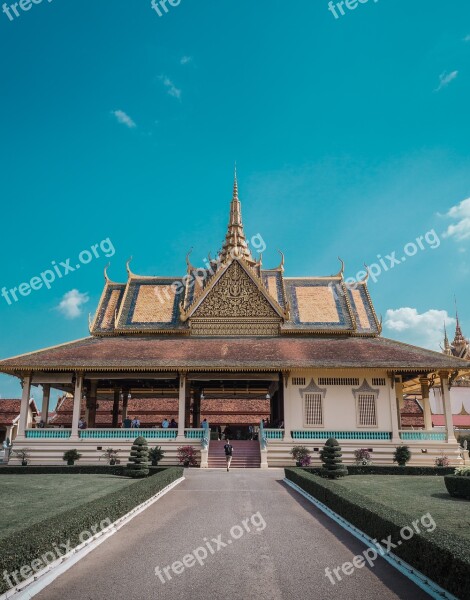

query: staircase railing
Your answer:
[201,421,210,450]
[259,420,268,451]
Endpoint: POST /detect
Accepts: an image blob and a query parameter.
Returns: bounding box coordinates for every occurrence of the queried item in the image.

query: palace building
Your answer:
[0,173,469,467]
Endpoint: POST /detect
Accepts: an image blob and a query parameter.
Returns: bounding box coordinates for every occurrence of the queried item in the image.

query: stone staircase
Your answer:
[208,440,261,468]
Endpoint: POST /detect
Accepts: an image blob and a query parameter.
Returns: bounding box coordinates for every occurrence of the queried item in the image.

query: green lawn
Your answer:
[334,475,470,541]
[0,475,137,540]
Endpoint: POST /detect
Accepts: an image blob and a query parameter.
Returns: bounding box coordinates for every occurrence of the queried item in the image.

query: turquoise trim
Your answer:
[400,431,446,441]
[79,429,178,439]
[184,429,204,439]
[25,429,71,439]
[265,429,284,440]
[291,430,392,441]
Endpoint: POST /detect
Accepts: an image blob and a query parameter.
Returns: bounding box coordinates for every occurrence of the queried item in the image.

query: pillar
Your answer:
[71,373,83,440]
[112,389,120,428]
[17,374,32,439]
[177,374,186,440]
[122,388,129,423]
[282,374,292,440]
[279,373,285,425]
[439,371,457,443]
[88,381,98,428]
[420,376,433,430]
[395,376,404,430]
[41,384,51,424]
[388,379,400,443]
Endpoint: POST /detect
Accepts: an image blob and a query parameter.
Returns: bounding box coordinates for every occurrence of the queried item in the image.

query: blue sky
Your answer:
[0,0,470,403]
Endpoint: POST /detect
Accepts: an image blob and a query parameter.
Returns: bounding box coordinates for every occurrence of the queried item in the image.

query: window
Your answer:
[357,394,377,427]
[372,378,386,386]
[292,377,306,386]
[304,393,323,426]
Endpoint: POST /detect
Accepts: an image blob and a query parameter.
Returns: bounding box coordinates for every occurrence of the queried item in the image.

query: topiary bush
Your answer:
[320,438,348,479]
[127,436,150,478]
[393,445,411,466]
[445,468,470,499]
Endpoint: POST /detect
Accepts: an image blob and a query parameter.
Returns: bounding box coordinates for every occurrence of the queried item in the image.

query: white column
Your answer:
[41,384,51,424]
[420,377,432,430]
[388,380,400,443]
[17,374,32,439]
[70,373,83,440]
[177,374,186,440]
[283,376,292,440]
[440,371,457,443]
[395,377,404,430]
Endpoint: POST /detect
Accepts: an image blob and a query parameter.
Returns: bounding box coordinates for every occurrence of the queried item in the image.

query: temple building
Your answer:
[0,174,469,467]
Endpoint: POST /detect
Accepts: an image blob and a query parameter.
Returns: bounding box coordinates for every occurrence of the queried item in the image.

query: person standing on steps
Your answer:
[224,439,233,471]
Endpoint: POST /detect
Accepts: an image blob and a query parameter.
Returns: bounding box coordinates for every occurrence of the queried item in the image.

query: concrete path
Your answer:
[35,470,430,600]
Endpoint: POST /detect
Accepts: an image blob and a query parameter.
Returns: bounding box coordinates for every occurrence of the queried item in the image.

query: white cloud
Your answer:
[57,290,90,319]
[435,70,458,92]
[180,56,192,65]
[112,110,137,128]
[384,307,455,350]
[160,76,182,100]
[442,197,470,241]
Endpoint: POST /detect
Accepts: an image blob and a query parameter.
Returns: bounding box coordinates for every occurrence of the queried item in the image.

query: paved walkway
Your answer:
[36,470,430,600]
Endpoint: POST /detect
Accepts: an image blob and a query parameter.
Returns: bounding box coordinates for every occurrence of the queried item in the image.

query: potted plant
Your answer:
[290,446,311,467]
[126,436,150,478]
[354,448,372,466]
[393,445,411,467]
[63,449,82,466]
[149,446,165,466]
[100,448,120,465]
[12,448,31,466]
[435,453,450,468]
[177,445,198,467]
[320,438,348,479]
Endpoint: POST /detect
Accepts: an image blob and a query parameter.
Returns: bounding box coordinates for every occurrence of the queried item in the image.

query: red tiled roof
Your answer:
[400,398,425,428]
[0,398,38,427]
[50,396,270,427]
[1,335,469,371]
[0,399,21,427]
[432,415,470,428]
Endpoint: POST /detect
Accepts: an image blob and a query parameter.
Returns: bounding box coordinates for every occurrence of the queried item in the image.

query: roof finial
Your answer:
[217,166,255,265]
[233,161,238,200]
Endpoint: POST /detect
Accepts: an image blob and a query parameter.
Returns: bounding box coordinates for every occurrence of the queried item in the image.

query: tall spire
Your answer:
[443,322,452,355]
[453,297,466,349]
[219,167,255,264]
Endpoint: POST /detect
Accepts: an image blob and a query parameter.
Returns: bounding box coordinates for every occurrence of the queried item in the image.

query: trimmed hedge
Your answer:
[285,468,470,599]
[301,465,455,476]
[0,467,183,595]
[445,475,470,499]
[0,465,166,476]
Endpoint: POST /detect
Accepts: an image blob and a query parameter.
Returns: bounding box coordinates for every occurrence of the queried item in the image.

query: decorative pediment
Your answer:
[298,379,327,398]
[192,261,281,319]
[352,379,380,399]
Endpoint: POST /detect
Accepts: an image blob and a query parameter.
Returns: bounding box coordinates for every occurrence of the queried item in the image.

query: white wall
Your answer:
[285,370,393,432]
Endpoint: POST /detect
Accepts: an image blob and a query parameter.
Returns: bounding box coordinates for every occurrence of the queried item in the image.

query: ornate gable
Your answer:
[190,260,283,336]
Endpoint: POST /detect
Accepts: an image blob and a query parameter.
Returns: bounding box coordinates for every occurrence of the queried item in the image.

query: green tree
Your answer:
[320,438,348,479]
[127,436,150,478]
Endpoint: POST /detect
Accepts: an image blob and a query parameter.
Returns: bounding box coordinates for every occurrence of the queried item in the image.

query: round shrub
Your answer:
[444,475,470,499]
[126,436,150,478]
[320,438,348,479]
